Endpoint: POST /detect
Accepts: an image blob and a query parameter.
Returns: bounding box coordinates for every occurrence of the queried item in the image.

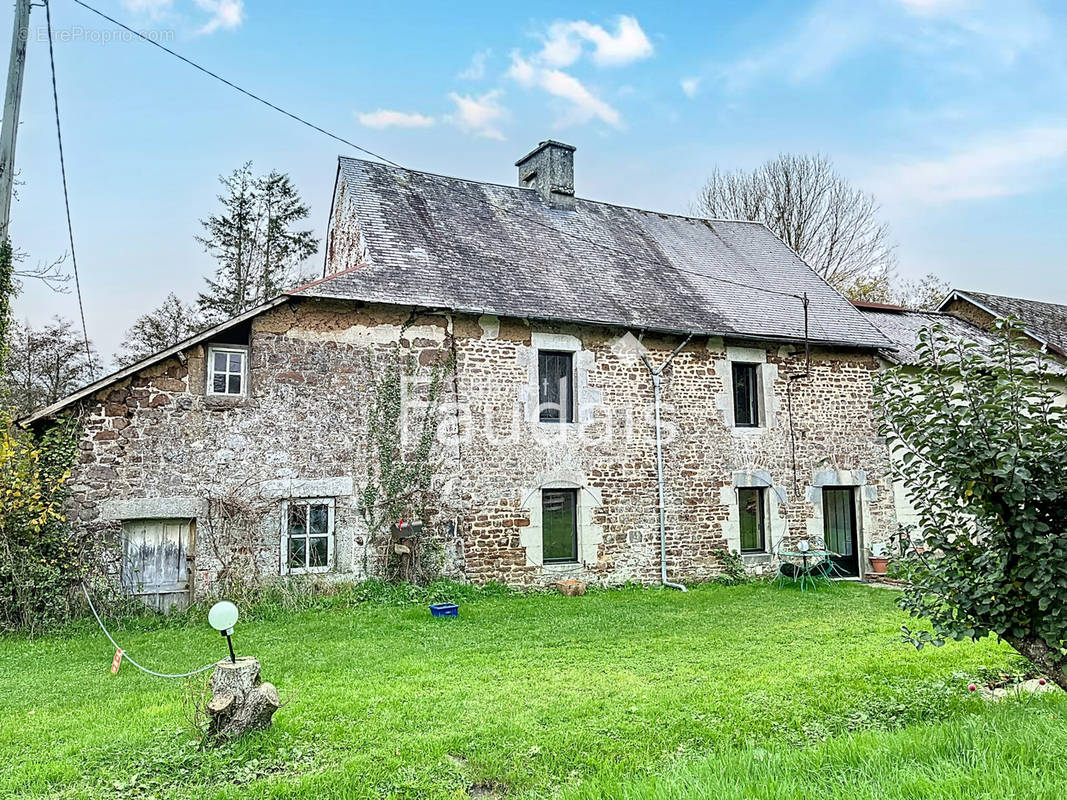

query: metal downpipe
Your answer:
[641,333,692,592]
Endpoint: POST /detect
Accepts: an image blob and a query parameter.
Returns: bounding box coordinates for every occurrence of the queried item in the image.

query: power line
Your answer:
[44,0,94,375]
[69,0,808,309]
[70,0,402,169]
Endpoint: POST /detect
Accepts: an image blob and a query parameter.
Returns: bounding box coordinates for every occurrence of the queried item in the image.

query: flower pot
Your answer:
[868,557,889,575]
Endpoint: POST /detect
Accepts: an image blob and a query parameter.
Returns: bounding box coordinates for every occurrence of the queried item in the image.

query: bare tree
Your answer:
[116,292,205,367]
[696,154,896,296]
[5,317,97,417]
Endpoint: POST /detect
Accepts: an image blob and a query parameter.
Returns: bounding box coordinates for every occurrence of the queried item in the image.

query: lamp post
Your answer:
[208,601,239,664]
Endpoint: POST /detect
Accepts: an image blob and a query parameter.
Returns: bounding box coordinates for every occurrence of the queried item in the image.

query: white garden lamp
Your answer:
[208,601,239,663]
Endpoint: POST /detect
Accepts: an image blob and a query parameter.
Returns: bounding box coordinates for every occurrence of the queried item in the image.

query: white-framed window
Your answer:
[538,350,575,423]
[281,498,335,574]
[207,346,248,396]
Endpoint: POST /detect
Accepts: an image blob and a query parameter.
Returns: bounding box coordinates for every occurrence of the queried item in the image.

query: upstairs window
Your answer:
[285,499,333,573]
[732,362,760,427]
[738,487,766,552]
[208,346,247,396]
[542,489,578,563]
[538,351,574,423]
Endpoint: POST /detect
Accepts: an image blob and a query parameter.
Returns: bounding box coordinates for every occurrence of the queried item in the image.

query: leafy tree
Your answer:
[5,317,97,418]
[849,271,950,310]
[696,154,896,297]
[197,163,318,322]
[878,318,1067,689]
[0,407,80,632]
[116,292,204,367]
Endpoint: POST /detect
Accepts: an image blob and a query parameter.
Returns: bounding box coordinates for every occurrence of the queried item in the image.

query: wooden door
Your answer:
[121,518,193,611]
[822,488,859,577]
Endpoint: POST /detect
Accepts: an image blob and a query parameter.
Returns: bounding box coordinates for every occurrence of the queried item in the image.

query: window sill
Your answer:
[731,425,766,436]
[742,552,771,564]
[286,566,331,576]
[542,561,582,572]
[204,394,251,410]
[537,421,580,432]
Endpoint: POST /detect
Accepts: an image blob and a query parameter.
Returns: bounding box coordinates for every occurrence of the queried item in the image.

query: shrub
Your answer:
[0,411,81,632]
[878,317,1067,689]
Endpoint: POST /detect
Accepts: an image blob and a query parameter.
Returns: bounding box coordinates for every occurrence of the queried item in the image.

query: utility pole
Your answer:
[0,0,33,240]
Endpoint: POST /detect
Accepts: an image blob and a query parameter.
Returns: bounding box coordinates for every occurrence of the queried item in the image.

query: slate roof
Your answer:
[297,157,893,350]
[857,307,1000,365]
[860,305,1067,376]
[940,290,1067,356]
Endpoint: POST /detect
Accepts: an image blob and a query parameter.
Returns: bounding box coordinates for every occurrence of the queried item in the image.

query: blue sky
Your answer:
[8,0,1067,359]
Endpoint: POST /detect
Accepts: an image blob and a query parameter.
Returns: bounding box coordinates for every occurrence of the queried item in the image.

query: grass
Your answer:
[0,581,1059,799]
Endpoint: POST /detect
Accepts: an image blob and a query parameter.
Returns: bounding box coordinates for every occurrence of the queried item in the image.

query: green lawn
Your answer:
[0,582,1060,799]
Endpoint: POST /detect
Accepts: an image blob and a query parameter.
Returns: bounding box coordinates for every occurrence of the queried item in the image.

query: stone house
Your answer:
[855,294,1067,537]
[27,141,900,608]
[938,290,1067,359]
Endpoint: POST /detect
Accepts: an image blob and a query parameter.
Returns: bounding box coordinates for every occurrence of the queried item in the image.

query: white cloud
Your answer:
[895,0,969,15]
[508,53,621,127]
[357,110,436,130]
[870,124,1067,206]
[122,0,173,15]
[680,77,701,97]
[538,15,653,68]
[447,90,508,140]
[458,50,491,80]
[195,0,244,35]
[721,0,1051,89]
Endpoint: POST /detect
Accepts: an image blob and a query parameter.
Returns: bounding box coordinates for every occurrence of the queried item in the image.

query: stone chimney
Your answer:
[515,140,576,210]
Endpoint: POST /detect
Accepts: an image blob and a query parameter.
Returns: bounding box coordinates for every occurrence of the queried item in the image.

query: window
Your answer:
[285,499,333,573]
[738,487,766,552]
[538,351,574,423]
[208,346,246,396]
[542,489,578,563]
[732,362,760,427]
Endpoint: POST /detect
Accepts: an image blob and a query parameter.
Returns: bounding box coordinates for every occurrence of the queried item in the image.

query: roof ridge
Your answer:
[337,154,766,227]
[953,288,1067,314]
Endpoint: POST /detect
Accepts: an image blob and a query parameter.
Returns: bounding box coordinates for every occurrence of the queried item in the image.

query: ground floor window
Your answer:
[542,489,578,563]
[738,487,766,552]
[284,498,334,573]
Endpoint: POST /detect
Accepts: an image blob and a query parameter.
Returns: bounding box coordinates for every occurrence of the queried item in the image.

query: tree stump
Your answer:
[206,657,279,741]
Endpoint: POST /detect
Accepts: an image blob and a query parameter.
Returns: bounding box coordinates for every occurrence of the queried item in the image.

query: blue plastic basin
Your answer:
[429,603,459,618]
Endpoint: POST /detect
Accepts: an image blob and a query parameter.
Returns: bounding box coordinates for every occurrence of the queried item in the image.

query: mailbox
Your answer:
[391,519,423,538]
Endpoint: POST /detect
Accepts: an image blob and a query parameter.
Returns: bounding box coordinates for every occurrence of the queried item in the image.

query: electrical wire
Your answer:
[44,0,94,376]
[70,0,401,169]
[69,0,809,308]
[82,584,217,679]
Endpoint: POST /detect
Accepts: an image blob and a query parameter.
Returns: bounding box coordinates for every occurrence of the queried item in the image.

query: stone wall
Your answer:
[63,297,897,596]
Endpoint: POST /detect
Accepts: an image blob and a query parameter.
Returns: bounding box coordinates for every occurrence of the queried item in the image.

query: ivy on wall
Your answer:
[357,319,454,582]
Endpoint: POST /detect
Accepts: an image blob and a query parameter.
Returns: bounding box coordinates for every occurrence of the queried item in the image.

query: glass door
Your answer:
[822,488,859,576]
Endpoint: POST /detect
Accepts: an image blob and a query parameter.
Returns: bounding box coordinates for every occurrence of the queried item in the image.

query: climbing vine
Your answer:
[0,240,85,631]
[357,322,453,582]
[0,409,81,631]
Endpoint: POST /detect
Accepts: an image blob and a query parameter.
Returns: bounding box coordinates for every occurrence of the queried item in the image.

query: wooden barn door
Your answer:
[121,519,193,611]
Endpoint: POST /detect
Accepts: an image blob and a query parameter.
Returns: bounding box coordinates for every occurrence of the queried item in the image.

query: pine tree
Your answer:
[196,163,318,322]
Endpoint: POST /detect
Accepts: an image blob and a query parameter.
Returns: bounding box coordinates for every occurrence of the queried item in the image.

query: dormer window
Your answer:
[208,346,247,396]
